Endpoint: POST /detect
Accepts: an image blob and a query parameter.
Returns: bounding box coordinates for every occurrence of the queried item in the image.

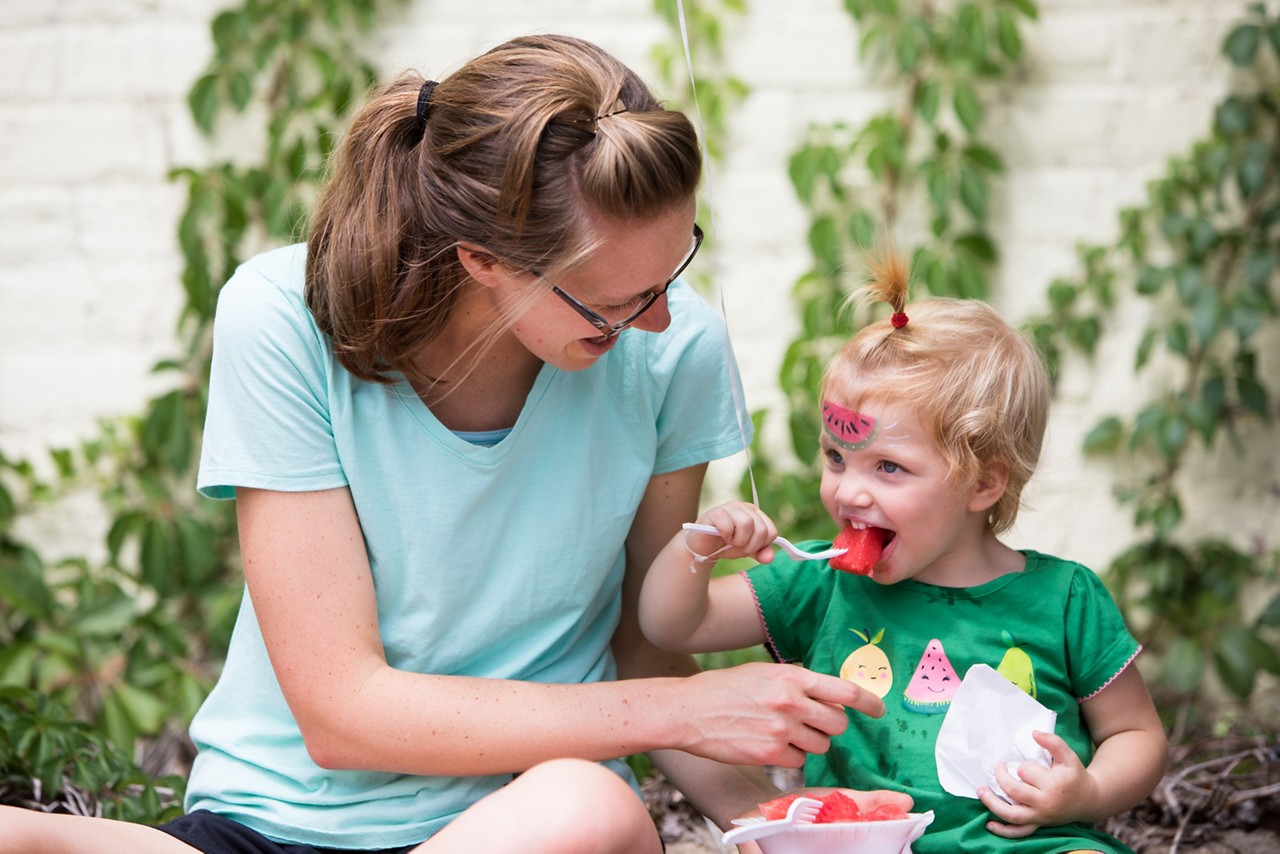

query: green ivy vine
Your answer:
[1024,4,1280,712]
[0,0,404,818]
[747,0,1038,538]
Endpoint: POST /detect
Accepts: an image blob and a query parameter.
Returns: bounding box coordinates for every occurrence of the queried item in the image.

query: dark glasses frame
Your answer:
[532,224,704,339]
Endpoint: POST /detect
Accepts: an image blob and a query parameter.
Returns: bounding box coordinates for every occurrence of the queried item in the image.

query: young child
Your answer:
[639,252,1168,853]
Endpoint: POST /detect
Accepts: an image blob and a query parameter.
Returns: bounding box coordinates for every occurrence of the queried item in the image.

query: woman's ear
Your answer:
[968,461,1009,514]
[456,243,506,288]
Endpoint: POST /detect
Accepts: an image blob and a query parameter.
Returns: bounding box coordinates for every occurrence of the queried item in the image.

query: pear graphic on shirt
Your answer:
[995,629,1037,698]
[839,628,894,698]
[902,638,960,715]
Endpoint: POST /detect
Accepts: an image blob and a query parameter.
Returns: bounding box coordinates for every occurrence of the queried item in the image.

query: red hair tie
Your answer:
[891,312,909,328]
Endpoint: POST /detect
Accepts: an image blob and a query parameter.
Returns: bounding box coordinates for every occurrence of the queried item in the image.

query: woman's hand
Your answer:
[977,730,1098,838]
[677,662,885,768]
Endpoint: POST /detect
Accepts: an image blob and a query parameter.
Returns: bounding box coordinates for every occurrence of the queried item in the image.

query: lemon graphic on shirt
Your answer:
[995,629,1037,698]
[839,628,893,699]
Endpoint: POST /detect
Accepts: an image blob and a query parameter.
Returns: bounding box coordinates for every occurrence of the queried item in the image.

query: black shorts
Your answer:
[155,810,422,854]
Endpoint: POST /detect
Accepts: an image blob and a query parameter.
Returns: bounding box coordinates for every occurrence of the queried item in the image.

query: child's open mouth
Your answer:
[830,524,893,575]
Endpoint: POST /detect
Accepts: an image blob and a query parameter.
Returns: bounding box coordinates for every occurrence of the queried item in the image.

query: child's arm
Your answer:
[978,665,1168,838]
[638,500,778,654]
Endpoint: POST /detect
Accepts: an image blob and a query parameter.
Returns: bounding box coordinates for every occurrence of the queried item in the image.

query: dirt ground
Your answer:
[645,735,1280,853]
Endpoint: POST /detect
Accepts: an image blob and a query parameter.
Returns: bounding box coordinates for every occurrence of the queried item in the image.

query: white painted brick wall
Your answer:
[1,0,1270,570]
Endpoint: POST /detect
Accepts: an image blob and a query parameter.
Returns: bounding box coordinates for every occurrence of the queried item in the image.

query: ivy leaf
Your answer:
[954,232,997,262]
[915,80,942,124]
[1237,140,1270,198]
[1047,278,1077,312]
[958,167,988,219]
[1212,626,1273,699]
[926,166,951,214]
[787,146,824,205]
[228,70,253,112]
[953,83,983,133]
[1236,375,1268,417]
[1002,0,1039,19]
[1191,289,1223,346]
[808,216,842,276]
[187,73,221,135]
[1215,95,1255,137]
[995,9,1023,61]
[1135,265,1166,295]
[1157,411,1189,460]
[848,208,876,248]
[1082,416,1123,454]
[1222,23,1262,67]
[1165,322,1190,357]
[962,143,1004,173]
[1152,495,1182,539]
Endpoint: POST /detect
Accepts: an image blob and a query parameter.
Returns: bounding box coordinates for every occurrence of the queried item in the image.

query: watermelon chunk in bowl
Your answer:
[724,790,934,854]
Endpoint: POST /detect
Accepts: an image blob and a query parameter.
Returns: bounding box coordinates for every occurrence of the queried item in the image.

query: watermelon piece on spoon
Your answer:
[829,525,887,575]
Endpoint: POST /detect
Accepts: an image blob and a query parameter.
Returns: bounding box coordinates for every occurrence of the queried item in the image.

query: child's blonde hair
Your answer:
[820,251,1050,534]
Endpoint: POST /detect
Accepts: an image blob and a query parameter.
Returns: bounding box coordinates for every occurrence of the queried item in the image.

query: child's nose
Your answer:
[836,474,873,508]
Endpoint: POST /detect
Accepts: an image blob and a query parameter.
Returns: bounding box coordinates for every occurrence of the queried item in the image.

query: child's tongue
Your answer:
[829,524,888,575]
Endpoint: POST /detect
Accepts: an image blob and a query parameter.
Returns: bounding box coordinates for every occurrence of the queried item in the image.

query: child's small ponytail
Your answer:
[863,244,911,329]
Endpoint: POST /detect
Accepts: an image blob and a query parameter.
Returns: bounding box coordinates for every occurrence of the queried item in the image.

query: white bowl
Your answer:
[722,810,934,854]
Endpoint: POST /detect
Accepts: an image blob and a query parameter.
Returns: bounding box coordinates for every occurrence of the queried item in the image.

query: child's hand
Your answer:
[978,730,1100,838]
[686,501,779,565]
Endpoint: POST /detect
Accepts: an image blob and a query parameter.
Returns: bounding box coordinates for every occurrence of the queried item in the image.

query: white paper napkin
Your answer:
[934,663,1056,803]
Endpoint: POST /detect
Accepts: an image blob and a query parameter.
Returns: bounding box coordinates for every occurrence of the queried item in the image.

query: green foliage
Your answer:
[748,0,1037,539]
[651,0,751,273]
[0,0,404,816]
[1024,4,1280,708]
[0,686,183,821]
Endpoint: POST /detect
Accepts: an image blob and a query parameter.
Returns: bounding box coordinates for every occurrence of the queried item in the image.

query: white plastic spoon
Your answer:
[721,796,824,845]
[682,523,847,562]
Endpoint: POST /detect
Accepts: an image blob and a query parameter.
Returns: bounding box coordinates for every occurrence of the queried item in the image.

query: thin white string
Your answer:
[674,0,760,507]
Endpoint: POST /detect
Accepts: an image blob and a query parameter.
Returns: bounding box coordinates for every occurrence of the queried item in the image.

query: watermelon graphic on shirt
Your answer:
[901,638,960,715]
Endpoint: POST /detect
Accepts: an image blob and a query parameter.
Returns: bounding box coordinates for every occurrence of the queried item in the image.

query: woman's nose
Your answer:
[629,294,672,333]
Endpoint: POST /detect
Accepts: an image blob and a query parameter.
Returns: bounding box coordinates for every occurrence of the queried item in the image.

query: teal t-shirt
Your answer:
[747,549,1141,854]
[188,244,749,847]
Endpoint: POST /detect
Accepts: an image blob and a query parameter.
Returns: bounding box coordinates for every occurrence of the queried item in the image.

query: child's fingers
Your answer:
[1031,729,1078,768]
[703,503,777,555]
[983,817,1040,839]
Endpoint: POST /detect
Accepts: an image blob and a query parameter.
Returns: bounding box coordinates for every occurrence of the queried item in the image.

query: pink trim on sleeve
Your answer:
[1078,644,1143,703]
[739,571,788,663]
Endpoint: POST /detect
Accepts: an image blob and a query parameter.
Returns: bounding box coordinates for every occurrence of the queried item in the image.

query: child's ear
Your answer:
[968,461,1009,514]
[456,243,506,288]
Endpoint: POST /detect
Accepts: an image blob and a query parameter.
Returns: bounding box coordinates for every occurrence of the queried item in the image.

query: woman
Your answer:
[0,34,883,853]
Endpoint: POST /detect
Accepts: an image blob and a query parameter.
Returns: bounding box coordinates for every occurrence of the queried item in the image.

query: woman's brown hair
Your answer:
[305,34,702,385]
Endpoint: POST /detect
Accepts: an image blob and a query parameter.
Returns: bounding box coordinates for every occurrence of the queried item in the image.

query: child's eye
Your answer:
[824,447,845,466]
[878,460,903,474]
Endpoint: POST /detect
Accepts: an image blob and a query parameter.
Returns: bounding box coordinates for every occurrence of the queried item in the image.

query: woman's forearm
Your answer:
[305,666,692,775]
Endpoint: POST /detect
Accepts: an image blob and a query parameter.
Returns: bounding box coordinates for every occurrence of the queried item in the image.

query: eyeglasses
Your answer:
[532,224,703,339]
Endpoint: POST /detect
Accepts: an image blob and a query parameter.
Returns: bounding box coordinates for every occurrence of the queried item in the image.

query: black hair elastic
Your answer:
[416,80,439,131]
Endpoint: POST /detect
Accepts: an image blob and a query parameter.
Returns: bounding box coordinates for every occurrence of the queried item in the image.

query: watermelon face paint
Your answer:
[822,400,878,451]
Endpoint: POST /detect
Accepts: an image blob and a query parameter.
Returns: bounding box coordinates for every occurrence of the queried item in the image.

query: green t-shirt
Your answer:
[747,549,1141,854]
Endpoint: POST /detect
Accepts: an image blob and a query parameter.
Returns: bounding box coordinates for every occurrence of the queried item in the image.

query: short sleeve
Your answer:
[197,247,348,500]
[744,547,832,664]
[647,281,752,475]
[1063,564,1142,700]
